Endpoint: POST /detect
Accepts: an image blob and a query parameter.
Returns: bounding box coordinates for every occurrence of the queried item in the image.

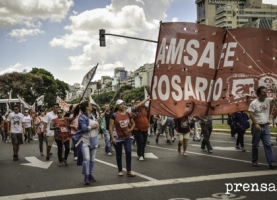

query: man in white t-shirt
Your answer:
[7,105,25,161]
[43,103,59,161]
[248,86,276,169]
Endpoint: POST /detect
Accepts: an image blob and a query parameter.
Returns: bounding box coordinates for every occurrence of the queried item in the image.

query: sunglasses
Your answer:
[57,112,63,114]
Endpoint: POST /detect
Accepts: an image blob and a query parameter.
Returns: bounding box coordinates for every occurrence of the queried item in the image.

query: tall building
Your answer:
[196,0,277,28]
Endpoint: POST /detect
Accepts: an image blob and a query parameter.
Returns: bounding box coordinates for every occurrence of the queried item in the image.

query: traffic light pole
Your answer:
[104,33,158,43]
[99,29,157,46]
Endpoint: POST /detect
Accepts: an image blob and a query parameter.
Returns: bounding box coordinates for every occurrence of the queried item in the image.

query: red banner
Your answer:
[150,22,277,118]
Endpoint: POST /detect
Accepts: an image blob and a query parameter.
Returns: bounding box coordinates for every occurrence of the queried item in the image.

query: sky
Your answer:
[0,0,197,86]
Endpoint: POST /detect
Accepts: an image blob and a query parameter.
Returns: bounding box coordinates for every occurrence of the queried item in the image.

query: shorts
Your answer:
[11,133,23,145]
[157,124,168,134]
[46,136,55,146]
[177,131,190,141]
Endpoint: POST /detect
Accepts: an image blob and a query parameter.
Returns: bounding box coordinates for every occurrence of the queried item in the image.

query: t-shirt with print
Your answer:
[111,112,132,139]
[24,115,32,128]
[43,111,57,136]
[7,112,25,134]
[248,98,272,124]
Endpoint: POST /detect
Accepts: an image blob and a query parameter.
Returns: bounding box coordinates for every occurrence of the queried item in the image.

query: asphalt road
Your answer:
[0,132,277,200]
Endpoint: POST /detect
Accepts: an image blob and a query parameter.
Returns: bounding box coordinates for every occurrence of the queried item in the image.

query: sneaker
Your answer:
[74,157,77,161]
[155,138,158,144]
[107,152,112,156]
[208,150,212,153]
[139,156,144,161]
[241,148,246,152]
[201,148,206,151]
[172,138,176,142]
[88,174,96,182]
[269,162,276,169]
[46,156,50,161]
[84,175,90,185]
[252,162,259,167]
[235,146,240,149]
[146,141,150,144]
[50,153,53,156]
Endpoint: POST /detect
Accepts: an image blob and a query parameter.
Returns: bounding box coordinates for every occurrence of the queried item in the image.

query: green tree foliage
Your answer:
[0,68,69,109]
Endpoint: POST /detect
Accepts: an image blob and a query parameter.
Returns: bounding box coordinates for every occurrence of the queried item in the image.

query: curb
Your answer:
[210,129,277,137]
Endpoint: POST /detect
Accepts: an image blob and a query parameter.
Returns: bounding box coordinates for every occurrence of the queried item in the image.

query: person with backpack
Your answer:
[109,99,136,177]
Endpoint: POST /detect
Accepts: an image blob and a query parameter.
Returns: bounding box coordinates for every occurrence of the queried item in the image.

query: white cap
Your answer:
[116,99,125,105]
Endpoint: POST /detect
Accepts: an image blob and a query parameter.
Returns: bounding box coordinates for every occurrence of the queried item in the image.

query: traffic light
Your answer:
[99,29,105,47]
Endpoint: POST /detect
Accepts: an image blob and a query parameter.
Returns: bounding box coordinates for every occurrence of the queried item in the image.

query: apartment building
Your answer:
[196,0,277,28]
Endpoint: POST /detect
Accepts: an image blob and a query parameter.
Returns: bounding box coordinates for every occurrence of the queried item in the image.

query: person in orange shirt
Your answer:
[131,96,151,161]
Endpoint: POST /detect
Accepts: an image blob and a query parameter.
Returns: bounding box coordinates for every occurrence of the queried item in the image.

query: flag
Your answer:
[30,102,36,111]
[81,65,98,87]
[17,94,31,109]
[90,96,100,110]
[144,87,149,108]
[56,96,71,112]
[36,95,44,106]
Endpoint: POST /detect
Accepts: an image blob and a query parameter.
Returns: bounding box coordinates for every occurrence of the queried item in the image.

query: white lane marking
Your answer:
[95,159,157,181]
[1,170,277,200]
[190,144,248,152]
[21,157,53,169]
[131,152,158,159]
[146,145,268,166]
[209,139,277,148]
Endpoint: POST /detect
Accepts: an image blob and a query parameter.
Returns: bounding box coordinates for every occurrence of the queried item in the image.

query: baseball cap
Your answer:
[116,99,125,105]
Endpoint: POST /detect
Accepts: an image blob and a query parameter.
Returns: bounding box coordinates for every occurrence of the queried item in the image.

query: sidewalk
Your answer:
[211,129,277,137]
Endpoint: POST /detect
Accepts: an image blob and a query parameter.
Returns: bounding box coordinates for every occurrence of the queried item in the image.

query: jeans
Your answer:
[38,134,46,153]
[114,138,132,172]
[252,124,275,165]
[103,130,112,153]
[72,139,77,157]
[133,130,148,157]
[82,145,97,175]
[200,123,212,150]
[55,140,70,162]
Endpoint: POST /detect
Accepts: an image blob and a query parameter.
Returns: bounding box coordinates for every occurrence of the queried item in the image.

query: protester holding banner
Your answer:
[131,97,150,161]
[197,115,213,153]
[174,116,190,156]
[51,108,71,167]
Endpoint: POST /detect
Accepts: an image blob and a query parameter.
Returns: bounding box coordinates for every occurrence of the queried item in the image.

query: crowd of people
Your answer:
[1,85,276,185]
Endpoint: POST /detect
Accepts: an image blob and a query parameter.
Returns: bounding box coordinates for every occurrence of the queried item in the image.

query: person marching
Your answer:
[23,109,32,143]
[51,108,72,167]
[35,109,47,156]
[109,99,136,176]
[248,86,276,169]
[7,105,26,161]
[174,115,190,156]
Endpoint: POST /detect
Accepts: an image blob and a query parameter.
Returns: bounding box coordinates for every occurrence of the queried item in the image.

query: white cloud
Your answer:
[262,0,277,5]
[8,28,44,41]
[135,0,145,5]
[49,0,173,77]
[172,17,178,22]
[0,62,30,75]
[0,0,74,28]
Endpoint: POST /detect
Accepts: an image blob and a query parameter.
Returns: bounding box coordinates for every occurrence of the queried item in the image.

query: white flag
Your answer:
[17,94,31,109]
[144,87,149,108]
[90,96,100,110]
[81,65,98,87]
[36,95,44,106]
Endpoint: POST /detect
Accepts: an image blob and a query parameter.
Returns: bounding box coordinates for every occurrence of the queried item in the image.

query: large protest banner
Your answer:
[150,22,277,118]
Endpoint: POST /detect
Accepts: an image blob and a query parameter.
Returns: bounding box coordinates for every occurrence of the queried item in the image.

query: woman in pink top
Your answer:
[70,106,81,161]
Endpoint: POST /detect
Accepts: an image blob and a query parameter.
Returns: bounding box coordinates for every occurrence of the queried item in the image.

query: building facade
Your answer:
[196,0,277,28]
